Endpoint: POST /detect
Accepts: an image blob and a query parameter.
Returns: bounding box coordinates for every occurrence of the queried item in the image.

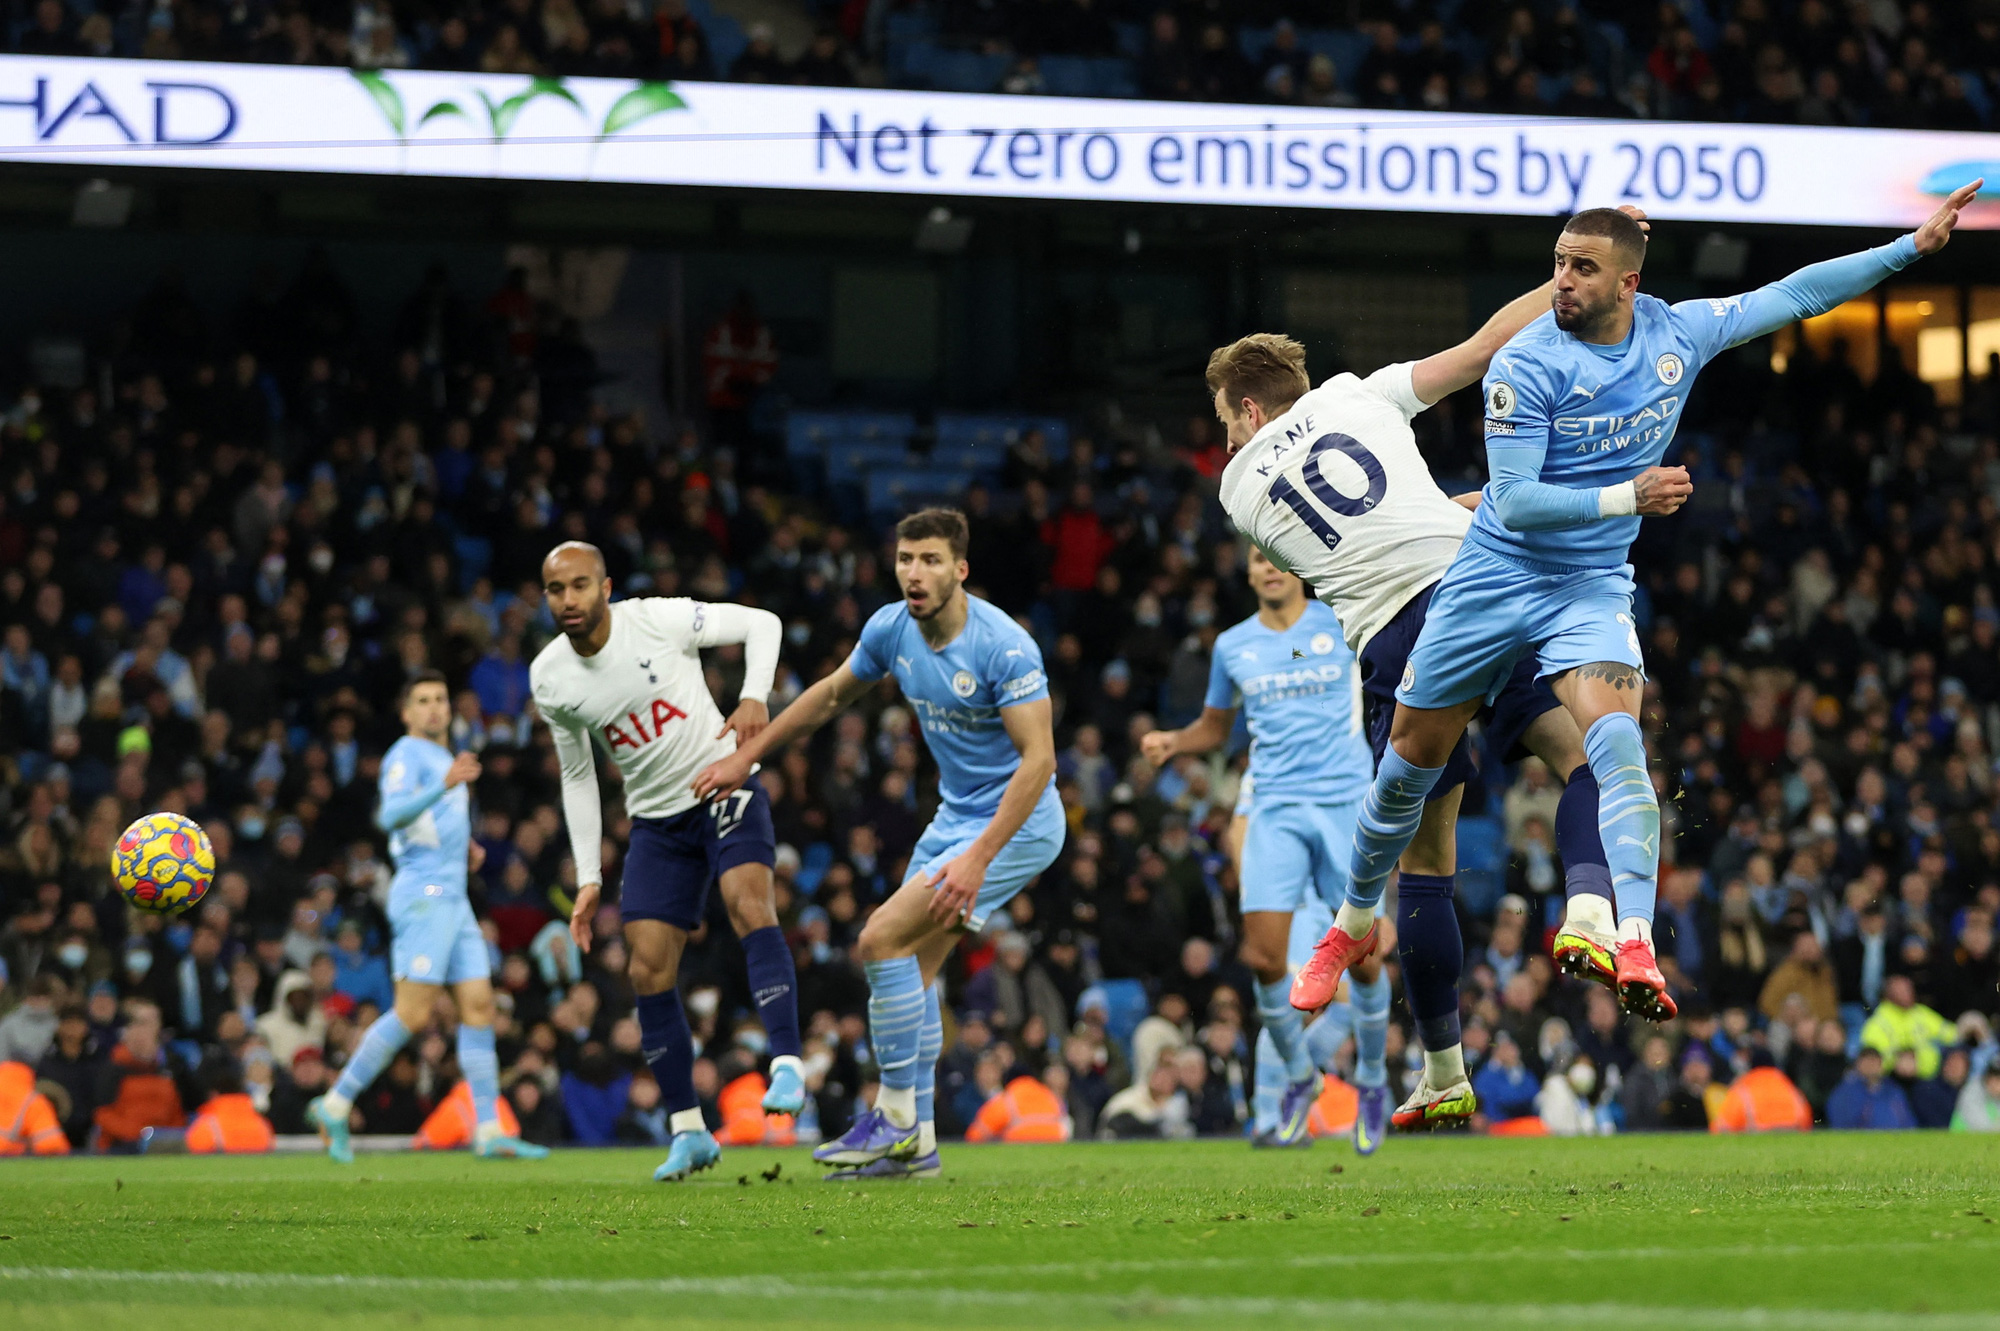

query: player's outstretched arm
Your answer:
[1691,180,1980,355]
[1411,281,1555,405]
[690,601,783,746]
[1140,707,1235,768]
[927,697,1058,926]
[690,662,872,802]
[374,750,478,833]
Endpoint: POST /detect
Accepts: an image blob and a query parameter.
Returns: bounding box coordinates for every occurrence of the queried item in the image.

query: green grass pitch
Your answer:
[3,1135,1999,1330]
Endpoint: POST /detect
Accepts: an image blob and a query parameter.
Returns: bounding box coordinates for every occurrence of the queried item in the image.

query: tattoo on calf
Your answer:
[1574,662,1642,690]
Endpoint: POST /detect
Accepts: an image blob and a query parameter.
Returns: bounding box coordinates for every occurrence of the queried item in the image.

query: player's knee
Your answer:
[720,879,778,936]
[625,949,678,995]
[1238,937,1285,983]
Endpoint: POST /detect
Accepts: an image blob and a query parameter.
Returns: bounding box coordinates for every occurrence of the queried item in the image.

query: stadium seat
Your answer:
[1453,814,1508,918]
[865,467,965,520]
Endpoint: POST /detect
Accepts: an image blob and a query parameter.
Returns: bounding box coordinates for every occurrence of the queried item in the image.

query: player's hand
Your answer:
[1138,729,1179,768]
[716,698,769,748]
[569,881,600,953]
[1633,465,1693,517]
[691,750,753,802]
[444,751,482,789]
[467,840,485,875]
[925,850,990,926]
[1915,179,1981,255]
[1616,204,1650,238]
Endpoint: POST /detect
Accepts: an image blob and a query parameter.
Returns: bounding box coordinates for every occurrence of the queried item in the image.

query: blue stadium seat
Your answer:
[1300,28,1371,89]
[824,441,912,482]
[786,410,917,458]
[1039,55,1096,97]
[866,467,966,519]
[929,49,1011,92]
[452,535,492,590]
[1957,70,1993,124]
[707,13,746,80]
[934,412,1071,456]
[1093,57,1139,98]
[1454,814,1509,918]
[1112,21,1144,58]
[884,7,936,45]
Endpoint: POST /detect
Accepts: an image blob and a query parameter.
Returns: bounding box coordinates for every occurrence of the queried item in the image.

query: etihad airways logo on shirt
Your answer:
[1239,662,1344,696]
[1556,395,1681,453]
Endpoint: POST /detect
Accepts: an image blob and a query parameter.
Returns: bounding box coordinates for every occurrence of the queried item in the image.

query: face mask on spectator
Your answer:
[810,941,832,964]
[59,943,88,970]
[239,814,266,840]
[166,922,193,953]
[736,1028,769,1055]
[124,947,151,977]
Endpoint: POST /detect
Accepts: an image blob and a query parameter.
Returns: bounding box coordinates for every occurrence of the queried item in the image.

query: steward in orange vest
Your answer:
[716,1071,795,1146]
[186,1063,277,1154]
[412,1079,522,1149]
[966,1075,1070,1143]
[1307,1077,1357,1138]
[93,1011,186,1147]
[1710,1064,1814,1133]
[0,1061,69,1155]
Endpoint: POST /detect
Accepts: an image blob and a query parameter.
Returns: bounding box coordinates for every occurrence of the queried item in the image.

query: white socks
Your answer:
[918,1120,937,1154]
[1334,902,1376,938]
[669,1107,706,1135]
[320,1090,352,1118]
[1567,892,1616,935]
[1425,1044,1467,1090]
[1618,917,1654,946]
[876,1084,917,1127]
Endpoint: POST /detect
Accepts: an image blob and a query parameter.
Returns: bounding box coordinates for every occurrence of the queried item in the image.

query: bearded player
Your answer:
[1295,184,1982,1047]
[1142,546,1391,1151]
[694,508,1063,1180]
[532,541,802,1182]
[1206,254,1644,1129]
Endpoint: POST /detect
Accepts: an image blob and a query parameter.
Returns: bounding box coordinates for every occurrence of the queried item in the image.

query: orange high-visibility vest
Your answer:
[1307,1077,1357,1137]
[1710,1067,1814,1134]
[186,1093,275,1154]
[716,1072,795,1146]
[92,1047,184,1145]
[966,1076,1069,1143]
[1488,1115,1549,1136]
[0,1062,69,1156]
[411,1080,522,1149]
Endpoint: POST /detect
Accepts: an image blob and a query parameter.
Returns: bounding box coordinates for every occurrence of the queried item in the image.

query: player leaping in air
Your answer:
[532,541,804,1183]
[309,670,547,1161]
[1296,183,1981,1040]
[1205,213,1667,1130]
[1141,546,1393,1152]
[694,508,1064,1180]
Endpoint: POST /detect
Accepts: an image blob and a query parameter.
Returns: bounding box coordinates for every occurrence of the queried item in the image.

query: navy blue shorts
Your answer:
[621,785,777,929]
[1360,581,1561,801]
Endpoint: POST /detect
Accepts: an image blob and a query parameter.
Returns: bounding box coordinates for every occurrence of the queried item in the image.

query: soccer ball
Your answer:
[112,812,216,914]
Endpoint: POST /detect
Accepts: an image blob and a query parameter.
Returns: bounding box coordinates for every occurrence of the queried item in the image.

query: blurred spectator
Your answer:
[1861,974,1955,1079]
[1827,1047,1917,1129]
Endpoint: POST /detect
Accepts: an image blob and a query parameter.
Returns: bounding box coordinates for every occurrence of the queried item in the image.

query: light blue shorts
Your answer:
[388,880,489,986]
[1288,893,1334,971]
[1398,539,1644,711]
[1240,798,1377,919]
[911,788,1066,931]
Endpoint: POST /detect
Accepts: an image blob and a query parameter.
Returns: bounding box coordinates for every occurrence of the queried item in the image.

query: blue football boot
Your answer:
[1354,1084,1389,1156]
[812,1107,920,1167]
[653,1129,722,1182]
[474,1134,551,1160]
[822,1150,942,1181]
[307,1096,354,1165]
[1269,1075,1317,1146]
[762,1057,807,1114]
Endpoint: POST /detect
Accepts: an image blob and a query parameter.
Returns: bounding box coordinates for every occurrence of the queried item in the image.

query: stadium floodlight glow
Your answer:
[0,55,1996,229]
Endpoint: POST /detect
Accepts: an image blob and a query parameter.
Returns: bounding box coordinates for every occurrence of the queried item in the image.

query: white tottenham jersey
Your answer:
[1218,361,1471,652]
[531,597,778,886]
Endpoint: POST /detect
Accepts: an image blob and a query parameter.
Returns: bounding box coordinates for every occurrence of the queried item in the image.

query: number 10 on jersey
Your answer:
[1266,433,1388,552]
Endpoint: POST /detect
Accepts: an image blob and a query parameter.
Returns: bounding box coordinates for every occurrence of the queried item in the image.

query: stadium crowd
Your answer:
[1,241,2000,1154]
[12,0,2000,133]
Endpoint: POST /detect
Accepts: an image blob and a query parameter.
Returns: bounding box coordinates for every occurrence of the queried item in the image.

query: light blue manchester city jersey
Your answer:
[1205,600,1370,808]
[377,735,472,896]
